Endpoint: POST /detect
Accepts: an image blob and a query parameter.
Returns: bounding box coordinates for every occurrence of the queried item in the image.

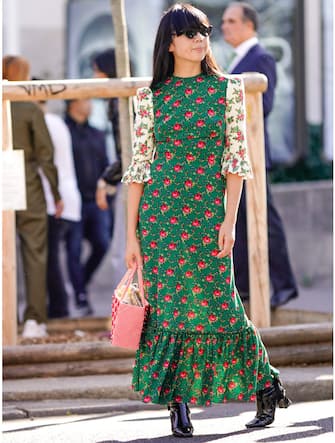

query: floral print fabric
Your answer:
[123,74,278,406]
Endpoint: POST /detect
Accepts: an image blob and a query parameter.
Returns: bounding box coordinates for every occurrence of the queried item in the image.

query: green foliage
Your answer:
[270,125,333,183]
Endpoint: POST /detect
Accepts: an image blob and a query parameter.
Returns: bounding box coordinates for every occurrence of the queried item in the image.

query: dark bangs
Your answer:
[169,4,209,34]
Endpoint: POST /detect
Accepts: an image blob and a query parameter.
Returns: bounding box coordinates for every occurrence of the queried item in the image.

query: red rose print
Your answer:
[175,80,182,86]
[230,317,236,325]
[163,177,171,186]
[166,269,174,276]
[155,163,162,171]
[214,198,221,205]
[218,327,225,332]
[174,139,182,146]
[180,371,188,378]
[202,235,211,244]
[250,394,256,401]
[152,189,160,197]
[192,285,201,294]
[170,216,178,224]
[187,311,195,319]
[201,299,208,306]
[196,119,205,127]
[174,164,183,172]
[206,274,214,282]
[182,205,191,214]
[208,154,215,165]
[221,302,228,310]
[194,193,202,201]
[196,167,205,174]
[196,324,204,332]
[210,130,218,138]
[192,219,201,227]
[219,264,226,273]
[162,320,169,327]
[173,100,181,107]
[226,276,231,284]
[205,209,213,218]
[208,86,216,94]
[185,88,193,95]
[163,95,171,102]
[152,266,158,274]
[173,123,182,130]
[184,180,193,188]
[228,381,236,390]
[158,256,165,263]
[186,153,195,162]
[185,270,193,278]
[189,245,197,253]
[160,203,168,212]
[142,203,149,210]
[198,260,206,269]
[195,97,204,104]
[164,294,172,301]
[196,76,204,82]
[142,229,148,236]
[178,258,185,266]
[238,393,244,400]
[185,111,193,119]
[169,242,177,250]
[239,369,245,376]
[163,360,169,368]
[197,141,206,149]
[173,309,179,317]
[176,283,182,291]
[194,371,201,379]
[149,215,157,222]
[218,97,226,104]
[190,397,198,404]
[152,372,159,379]
[181,296,188,303]
[181,231,189,240]
[143,396,152,403]
[218,386,224,393]
[150,241,157,248]
[208,314,217,322]
[207,109,215,116]
[178,322,185,329]
[165,151,172,160]
[171,190,180,198]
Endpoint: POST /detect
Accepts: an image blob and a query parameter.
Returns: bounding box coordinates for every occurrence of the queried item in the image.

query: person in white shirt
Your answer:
[38,101,82,318]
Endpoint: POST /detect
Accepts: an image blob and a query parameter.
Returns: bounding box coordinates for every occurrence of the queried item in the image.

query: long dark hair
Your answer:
[150,3,222,89]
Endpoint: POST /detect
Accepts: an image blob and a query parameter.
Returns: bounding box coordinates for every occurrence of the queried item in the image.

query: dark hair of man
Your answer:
[231,1,259,31]
[150,3,222,90]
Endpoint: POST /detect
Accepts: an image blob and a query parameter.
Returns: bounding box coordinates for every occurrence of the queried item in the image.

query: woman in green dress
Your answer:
[122,3,291,438]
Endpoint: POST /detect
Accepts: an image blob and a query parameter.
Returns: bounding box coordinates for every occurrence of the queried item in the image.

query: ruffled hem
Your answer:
[132,322,278,406]
[121,161,152,184]
[221,160,253,180]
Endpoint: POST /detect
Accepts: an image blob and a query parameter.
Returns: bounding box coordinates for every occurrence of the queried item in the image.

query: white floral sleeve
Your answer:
[122,87,155,184]
[221,76,253,179]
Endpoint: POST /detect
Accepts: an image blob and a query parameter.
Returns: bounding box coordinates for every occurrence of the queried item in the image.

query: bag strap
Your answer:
[136,266,148,306]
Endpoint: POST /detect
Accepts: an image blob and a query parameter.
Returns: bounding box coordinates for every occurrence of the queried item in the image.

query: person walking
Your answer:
[38,100,82,319]
[221,2,298,308]
[2,56,63,337]
[122,3,291,438]
[65,99,110,315]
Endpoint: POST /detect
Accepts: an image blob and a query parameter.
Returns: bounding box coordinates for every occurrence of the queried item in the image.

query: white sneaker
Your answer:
[22,319,48,338]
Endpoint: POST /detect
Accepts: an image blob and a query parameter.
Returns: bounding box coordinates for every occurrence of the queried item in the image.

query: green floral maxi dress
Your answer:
[122,74,279,406]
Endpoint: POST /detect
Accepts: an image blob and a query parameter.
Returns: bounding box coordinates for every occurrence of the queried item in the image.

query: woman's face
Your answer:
[169,27,210,68]
[92,63,107,78]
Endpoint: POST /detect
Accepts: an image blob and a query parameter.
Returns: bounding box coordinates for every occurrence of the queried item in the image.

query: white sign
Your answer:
[1,150,27,211]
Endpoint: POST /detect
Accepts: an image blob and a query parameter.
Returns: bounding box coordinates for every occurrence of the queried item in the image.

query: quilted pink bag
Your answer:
[110,266,148,350]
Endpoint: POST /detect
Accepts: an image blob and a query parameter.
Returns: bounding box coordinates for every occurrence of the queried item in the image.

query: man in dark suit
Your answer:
[222,2,298,308]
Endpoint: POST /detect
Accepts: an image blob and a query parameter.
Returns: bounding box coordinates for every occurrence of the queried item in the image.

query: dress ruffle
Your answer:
[121,160,152,184]
[132,321,278,406]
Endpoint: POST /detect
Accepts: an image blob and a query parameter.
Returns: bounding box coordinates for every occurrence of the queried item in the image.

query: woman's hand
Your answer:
[125,236,143,269]
[217,220,235,259]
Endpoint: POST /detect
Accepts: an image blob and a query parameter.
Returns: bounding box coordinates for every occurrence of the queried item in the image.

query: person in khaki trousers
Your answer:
[3,55,63,338]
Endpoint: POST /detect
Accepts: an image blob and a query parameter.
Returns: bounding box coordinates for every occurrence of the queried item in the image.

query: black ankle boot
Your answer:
[245,378,291,428]
[168,402,193,438]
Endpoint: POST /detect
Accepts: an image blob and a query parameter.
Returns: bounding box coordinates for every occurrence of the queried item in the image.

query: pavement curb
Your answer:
[3,365,333,421]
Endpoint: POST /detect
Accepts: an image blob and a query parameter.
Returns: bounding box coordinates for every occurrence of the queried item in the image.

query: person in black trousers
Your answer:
[222,2,298,308]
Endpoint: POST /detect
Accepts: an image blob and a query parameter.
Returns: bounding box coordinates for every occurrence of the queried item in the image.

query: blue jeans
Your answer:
[65,201,110,301]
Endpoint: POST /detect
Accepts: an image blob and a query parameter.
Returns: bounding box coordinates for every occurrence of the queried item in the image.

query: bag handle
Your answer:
[117,266,147,306]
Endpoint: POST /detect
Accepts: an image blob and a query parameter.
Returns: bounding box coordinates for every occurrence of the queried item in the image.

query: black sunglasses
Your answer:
[173,25,213,39]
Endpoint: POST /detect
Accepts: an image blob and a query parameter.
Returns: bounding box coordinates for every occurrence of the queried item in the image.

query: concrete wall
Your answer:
[272,180,333,285]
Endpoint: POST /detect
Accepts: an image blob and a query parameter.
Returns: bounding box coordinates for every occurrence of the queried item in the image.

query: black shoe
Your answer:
[271,288,298,309]
[245,378,291,428]
[168,402,193,438]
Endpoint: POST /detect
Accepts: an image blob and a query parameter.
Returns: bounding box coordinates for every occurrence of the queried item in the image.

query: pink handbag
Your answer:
[110,266,148,350]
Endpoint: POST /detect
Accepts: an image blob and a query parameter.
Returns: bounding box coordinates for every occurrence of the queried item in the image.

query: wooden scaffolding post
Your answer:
[2,99,18,345]
[243,73,271,328]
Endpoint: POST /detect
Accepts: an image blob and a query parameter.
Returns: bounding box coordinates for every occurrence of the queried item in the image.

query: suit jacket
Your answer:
[230,44,276,169]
